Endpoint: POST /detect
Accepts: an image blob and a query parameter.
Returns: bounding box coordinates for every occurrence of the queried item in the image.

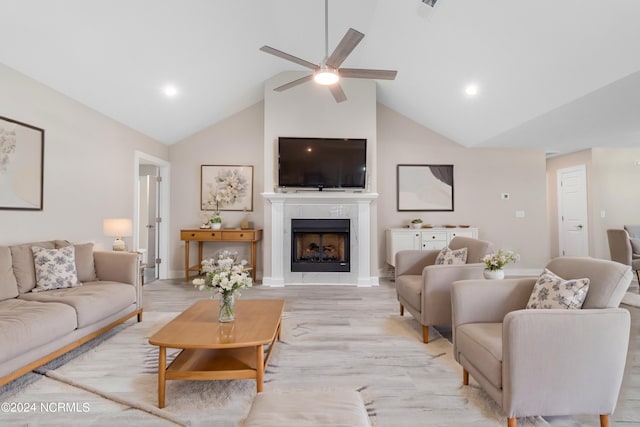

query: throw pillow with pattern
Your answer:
[435,246,468,265]
[31,246,81,292]
[526,268,589,309]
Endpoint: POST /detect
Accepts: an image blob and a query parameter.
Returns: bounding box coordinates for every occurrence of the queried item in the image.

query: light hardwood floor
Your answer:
[142,277,640,425]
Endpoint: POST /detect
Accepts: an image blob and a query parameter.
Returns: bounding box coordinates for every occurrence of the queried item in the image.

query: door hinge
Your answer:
[155,217,162,223]
[155,175,162,183]
[155,258,162,264]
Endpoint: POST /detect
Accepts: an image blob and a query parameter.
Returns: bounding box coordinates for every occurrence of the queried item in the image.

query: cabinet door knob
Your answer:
[191,233,195,237]
[211,233,216,237]
[240,233,244,237]
[432,236,436,239]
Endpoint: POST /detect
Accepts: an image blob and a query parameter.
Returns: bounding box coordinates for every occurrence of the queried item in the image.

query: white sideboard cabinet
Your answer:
[385,227,479,266]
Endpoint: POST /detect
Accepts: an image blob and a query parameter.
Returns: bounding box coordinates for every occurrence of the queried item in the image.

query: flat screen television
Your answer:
[278,137,367,190]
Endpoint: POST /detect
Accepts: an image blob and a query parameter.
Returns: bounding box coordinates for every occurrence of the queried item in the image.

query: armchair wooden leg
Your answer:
[600,414,609,427]
[400,303,404,316]
[463,368,469,385]
[507,418,517,427]
[636,270,640,291]
[422,325,429,343]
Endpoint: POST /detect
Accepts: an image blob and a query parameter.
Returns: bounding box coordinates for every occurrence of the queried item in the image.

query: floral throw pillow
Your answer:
[435,247,468,265]
[526,268,589,309]
[31,246,81,292]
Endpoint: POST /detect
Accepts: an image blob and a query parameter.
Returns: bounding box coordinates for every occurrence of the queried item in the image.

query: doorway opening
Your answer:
[134,151,170,281]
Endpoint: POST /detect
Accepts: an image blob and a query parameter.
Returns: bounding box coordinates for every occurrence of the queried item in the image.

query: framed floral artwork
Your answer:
[0,116,44,211]
[200,165,253,211]
[397,164,454,211]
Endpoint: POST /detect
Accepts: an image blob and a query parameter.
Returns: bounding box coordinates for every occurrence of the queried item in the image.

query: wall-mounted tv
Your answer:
[278,137,367,190]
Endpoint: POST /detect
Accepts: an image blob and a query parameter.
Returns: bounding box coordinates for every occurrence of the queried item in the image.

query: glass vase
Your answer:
[219,292,235,323]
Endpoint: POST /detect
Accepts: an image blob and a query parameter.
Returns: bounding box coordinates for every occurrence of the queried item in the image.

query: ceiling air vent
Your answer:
[422,0,438,7]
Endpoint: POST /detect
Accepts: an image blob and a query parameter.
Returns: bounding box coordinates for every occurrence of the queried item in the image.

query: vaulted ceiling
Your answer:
[1,0,639,155]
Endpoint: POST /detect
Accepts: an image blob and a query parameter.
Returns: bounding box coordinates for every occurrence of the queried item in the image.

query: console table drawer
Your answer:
[180,230,222,241]
[222,231,256,241]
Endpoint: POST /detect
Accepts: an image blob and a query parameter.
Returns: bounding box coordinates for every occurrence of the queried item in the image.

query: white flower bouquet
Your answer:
[192,252,252,297]
[481,249,520,271]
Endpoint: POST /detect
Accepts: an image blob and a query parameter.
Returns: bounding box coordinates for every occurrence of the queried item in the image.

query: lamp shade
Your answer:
[103,218,133,237]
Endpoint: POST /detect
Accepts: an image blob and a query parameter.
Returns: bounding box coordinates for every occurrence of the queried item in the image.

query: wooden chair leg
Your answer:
[399,303,404,316]
[636,270,640,292]
[507,418,517,427]
[463,368,469,385]
[422,325,429,343]
[600,414,609,427]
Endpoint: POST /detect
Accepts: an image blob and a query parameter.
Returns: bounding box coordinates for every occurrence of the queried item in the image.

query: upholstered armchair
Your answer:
[395,236,493,343]
[607,227,640,284]
[451,257,631,427]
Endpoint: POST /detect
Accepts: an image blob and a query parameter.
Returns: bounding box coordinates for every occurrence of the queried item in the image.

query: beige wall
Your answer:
[546,147,640,261]
[0,63,168,249]
[377,104,549,272]
[168,102,265,277]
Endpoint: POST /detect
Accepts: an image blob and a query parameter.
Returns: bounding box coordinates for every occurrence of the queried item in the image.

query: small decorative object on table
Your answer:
[410,218,423,229]
[210,214,223,230]
[481,249,520,280]
[192,251,253,322]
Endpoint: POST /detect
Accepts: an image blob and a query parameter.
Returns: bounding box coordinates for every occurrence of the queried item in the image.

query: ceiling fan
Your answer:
[259,0,397,103]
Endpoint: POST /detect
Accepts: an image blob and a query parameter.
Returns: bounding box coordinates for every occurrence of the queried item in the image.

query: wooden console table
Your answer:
[180,229,263,282]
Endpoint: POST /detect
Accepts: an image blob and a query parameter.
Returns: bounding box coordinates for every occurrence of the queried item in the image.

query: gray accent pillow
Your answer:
[526,268,589,309]
[435,246,467,265]
[10,241,56,293]
[55,241,97,282]
[31,246,81,292]
[630,237,640,255]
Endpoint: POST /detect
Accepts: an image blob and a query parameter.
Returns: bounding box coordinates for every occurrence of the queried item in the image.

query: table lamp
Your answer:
[103,218,133,251]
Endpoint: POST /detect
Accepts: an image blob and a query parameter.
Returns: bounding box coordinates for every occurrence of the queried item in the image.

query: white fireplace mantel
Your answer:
[262,191,379,286]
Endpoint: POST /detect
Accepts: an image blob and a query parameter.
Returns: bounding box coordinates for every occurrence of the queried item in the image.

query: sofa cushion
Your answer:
[0,299,77,363]
[396,274,422,311]
[630,238,640,256]
[31,246,81,292]
[435,246,467,265]
[0,247,18,301]
[456,323,503,389]
[19,282,136,328]
[54,241,97,282]
[10,241,55,293]
[526,269,589,310]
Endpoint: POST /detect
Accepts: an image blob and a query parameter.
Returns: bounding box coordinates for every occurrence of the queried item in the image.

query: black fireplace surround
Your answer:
[291,219,350,273]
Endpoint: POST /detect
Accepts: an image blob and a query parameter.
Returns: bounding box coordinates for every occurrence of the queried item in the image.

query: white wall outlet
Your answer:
[600,210,606,218]
[515,210,525,218]
[501,193,510,200]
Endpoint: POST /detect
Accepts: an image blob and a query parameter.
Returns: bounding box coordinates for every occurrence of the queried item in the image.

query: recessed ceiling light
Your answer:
[464,84,479,96]
[162,85,178,97]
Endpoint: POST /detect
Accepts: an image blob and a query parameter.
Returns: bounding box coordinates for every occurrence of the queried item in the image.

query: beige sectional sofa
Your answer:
[0,240,142,387]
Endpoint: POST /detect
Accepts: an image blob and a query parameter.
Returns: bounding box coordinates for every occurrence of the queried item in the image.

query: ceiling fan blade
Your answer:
[260,46,318,70]
[273,74,314,92]
[325,28,364,69]
[339,68,398,80]
[328,83,347,103]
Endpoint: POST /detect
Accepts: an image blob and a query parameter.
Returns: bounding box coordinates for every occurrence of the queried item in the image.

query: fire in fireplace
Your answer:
[291,219,350,272]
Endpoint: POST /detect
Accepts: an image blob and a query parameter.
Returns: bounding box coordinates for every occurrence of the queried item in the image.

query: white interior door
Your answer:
[557,165,589,256]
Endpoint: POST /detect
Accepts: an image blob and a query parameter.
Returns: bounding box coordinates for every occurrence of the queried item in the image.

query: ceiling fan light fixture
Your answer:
[314,68,339,85]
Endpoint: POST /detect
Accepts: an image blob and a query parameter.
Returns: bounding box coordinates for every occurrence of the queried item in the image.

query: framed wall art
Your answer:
[201,165,253,211]
[397,164,454,211]
[0,116,44,211]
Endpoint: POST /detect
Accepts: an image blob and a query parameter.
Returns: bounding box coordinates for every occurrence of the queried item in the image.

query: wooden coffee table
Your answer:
[148,299,284,408]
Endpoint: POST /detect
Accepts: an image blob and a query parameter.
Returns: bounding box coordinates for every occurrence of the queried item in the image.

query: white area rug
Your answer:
[621,291,640,308]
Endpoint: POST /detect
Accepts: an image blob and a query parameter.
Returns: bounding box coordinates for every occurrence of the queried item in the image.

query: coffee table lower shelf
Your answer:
[157,337,278,408]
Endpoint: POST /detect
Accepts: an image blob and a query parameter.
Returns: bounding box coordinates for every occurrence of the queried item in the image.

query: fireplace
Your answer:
[291,219,350,272]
